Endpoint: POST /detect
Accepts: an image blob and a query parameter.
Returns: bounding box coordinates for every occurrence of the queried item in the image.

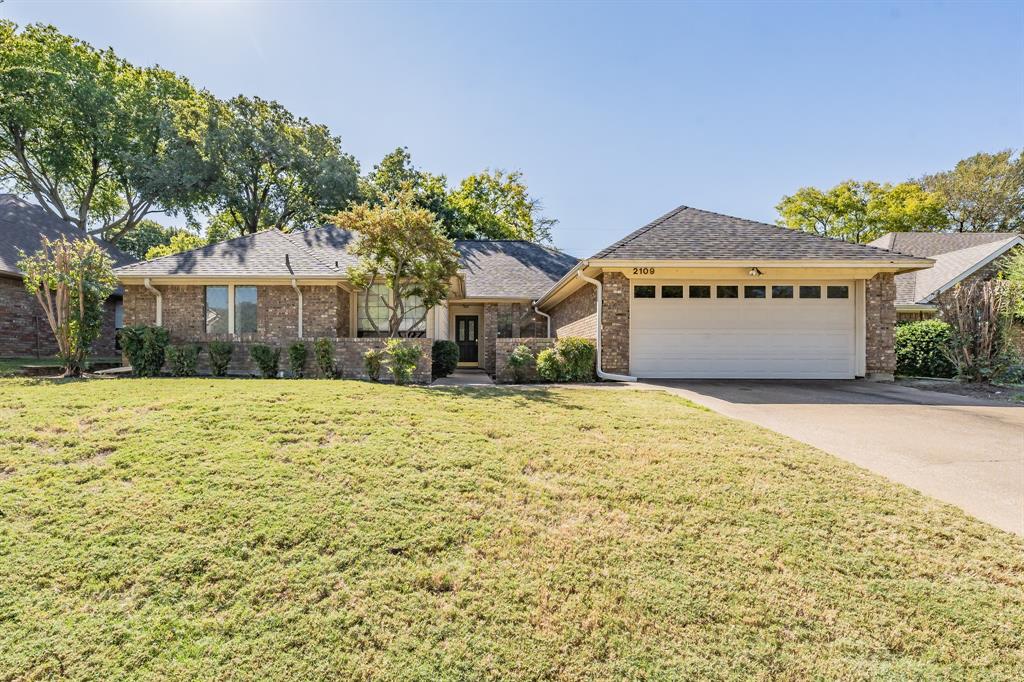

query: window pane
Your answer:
[633,285,655,298]
[827,285,849,299]
[400,294,426,333]
[716,285,738,299]
[359,284,390,331]
[744,285,766,299]
[662,285,684,299]
[235,286,258,334]
[771,285,794,299]
[114,302,124,328]
[206,286,228,335]
[689,285,711,299]
[799,285,821,299]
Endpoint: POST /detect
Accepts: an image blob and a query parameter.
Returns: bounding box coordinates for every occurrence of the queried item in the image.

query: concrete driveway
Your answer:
[644,380,1024,536]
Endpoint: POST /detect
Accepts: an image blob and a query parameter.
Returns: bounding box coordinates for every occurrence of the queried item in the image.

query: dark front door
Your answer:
[455,315,479,363]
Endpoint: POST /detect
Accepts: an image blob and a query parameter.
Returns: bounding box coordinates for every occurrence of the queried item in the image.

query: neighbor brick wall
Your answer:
[549,284,597,339]
[1,275,118,358]
[866,273,897,378]
[599,272,630,375]
[494,337,555,383]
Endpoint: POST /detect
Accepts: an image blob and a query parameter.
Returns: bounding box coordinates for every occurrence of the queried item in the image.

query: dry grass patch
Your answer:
[0,378,1021,681]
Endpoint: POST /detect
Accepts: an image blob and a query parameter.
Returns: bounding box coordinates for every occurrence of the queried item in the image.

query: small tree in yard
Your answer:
[937,279,1023,382]
[18,237,117,377]
[331,191,460,337]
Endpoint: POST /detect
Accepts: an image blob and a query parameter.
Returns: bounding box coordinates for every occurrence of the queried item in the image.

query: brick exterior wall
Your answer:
[337,288,352,337]
[481,304,497,374]
[866,273,897,378]
[599,272,630,375]
[494,337,555,383]
[1,274,118,358]
[549,284,597,339]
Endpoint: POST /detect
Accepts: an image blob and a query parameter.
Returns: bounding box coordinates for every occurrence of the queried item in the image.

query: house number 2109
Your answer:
[632,267,656,275]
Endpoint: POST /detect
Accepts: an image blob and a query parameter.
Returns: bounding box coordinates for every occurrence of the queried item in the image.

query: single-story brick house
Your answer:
[866,231,1023,322]
[0,194,132,358]
[114,204,933,381]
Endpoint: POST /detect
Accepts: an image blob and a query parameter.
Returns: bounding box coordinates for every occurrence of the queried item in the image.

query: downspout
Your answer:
[143,278,162,326]
[291,278,303,339]
[576,270,636,382]
[532,304,551,338]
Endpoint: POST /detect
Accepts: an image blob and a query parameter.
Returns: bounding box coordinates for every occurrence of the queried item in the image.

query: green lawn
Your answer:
[0,379,1021,680]
[0,356,122,376]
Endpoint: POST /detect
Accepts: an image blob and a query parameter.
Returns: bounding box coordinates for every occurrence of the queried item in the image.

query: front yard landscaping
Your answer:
[0,379,1021,680]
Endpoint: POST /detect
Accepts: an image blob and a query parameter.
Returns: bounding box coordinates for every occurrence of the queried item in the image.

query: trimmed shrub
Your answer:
[314,338,335,378]
[386,339,422,385]
[507,344,535,383]
[432,340,459,379]
[250,344,281,378]
[120,325,169,377]
[364,348,385,382]
[536,348,568,382]
[165,344,199,377]
[207,341,233,377]
[895,319,955,378]
[536,337,597,383]
[557,337,596,381]
[288,341,308,378]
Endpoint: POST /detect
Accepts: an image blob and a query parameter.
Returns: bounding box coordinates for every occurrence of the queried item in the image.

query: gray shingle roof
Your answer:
[868,232,1018,258]
[114,224,578,299]
[456,240,578,298]
[867,232,1022,305]
[0,194,134,276]
[114,229,337,278]
[592,205,926,262]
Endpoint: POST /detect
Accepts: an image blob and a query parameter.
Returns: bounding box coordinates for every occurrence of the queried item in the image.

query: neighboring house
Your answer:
[114,204,932,381]
[0,194,133,358]
[866,232,1023,322]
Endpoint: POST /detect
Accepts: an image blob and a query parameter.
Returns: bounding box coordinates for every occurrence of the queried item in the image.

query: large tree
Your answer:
[199,95,359,235]
[919,150,1024,232]
[360,148,556,242]
[776,180,947,243]
[331,192,459,337]
[0,22,211,240]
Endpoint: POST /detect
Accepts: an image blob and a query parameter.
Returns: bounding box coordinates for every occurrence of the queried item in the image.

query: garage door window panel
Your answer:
[771,285,794,299]
[827,285,849,299]
[716,285,739,299]
[633,285,656,299]
[799,285,821,299]
[689,285,711,299]
[661,285,684,299]
[744,285,766,299]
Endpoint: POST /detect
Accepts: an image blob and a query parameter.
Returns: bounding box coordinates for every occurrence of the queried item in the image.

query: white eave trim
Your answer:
[585,257,935,268]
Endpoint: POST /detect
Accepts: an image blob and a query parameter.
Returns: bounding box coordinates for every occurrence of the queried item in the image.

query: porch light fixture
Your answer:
[749,267,763,277]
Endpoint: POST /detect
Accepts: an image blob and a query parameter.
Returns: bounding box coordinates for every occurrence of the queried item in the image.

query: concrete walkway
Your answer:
[644,379,1024,536]
[431,369,494,387]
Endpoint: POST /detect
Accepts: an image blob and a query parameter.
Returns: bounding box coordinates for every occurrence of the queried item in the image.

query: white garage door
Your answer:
[629,282,857,379]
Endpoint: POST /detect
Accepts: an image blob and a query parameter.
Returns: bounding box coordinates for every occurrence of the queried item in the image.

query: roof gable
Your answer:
[455,240,578,298]
[868,232,1019,258]
[887,235,1022,305]
[593,205,925,262]
[0,194,134,276]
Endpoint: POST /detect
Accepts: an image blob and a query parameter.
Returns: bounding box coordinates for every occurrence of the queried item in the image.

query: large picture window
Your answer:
[358,284,391,335]
[400,294,426,334]
[235,286,258,334]
[206,286,228,335]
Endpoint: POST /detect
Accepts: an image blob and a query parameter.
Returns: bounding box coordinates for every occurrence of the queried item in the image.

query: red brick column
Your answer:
[865,273,896,379]
[599,272,630,375]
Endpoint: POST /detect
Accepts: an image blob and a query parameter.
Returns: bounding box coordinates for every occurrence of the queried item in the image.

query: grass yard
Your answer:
[0,379,1022,680]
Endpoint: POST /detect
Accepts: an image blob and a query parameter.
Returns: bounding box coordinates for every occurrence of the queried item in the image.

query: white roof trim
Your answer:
[919,236,1023,303]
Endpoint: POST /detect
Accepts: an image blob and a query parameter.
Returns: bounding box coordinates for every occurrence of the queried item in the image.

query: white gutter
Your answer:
[576,270,636,382]
[533,304,551,338]
[143,278,162,326]
[291,278,303,339]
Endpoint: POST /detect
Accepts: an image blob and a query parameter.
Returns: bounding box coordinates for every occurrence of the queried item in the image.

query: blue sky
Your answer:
[3,0,1022,257]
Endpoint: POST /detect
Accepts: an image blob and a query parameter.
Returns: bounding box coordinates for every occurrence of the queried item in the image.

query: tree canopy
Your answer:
[0,21,211,240]
[198,96,360,236]
[776,180,947,244]
[919,150,1024,233]
[359,147,556,242]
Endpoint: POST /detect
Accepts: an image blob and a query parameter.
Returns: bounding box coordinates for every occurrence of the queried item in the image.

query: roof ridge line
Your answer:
[591,204,690,258]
